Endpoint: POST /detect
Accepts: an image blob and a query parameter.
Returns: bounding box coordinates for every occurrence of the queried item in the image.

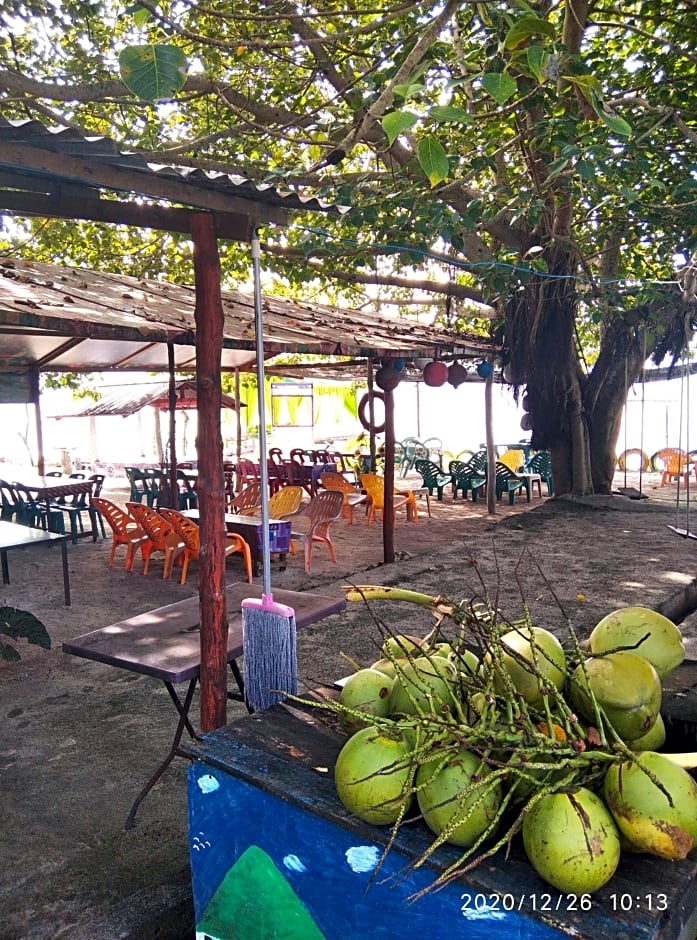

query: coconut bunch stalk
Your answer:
[293,582,697,897]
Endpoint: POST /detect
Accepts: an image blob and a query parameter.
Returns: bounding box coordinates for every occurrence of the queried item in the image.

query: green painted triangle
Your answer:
[197,845,327,939]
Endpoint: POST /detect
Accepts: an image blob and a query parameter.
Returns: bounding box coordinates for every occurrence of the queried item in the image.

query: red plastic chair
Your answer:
[290,490,344,572]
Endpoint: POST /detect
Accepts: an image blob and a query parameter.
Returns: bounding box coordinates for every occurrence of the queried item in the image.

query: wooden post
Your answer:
[485,362,497,515]
[167,342,178,508]
[383,384,395,563]
[191,213,228,732]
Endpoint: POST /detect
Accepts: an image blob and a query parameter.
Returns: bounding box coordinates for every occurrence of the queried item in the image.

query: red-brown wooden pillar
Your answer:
[382,384,396,563]
[191,213,228,732]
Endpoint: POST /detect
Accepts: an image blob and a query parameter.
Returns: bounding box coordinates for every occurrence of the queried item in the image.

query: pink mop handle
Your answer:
[241,594,295,618]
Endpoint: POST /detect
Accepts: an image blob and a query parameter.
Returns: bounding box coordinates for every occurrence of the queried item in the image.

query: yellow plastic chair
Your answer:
[159,507,253,585]
[267,485,304,520]
[125,502,185,578]
[360,473,418,525]
[498,449,526,472]
[319,472,366,524]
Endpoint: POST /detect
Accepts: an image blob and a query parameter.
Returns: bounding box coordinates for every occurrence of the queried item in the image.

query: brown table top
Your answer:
[62,582,346,684]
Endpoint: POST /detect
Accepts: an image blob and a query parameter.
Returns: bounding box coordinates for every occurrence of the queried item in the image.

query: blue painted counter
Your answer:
[185,700,697,940]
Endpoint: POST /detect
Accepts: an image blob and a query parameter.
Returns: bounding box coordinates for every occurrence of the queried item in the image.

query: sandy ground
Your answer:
[1,470,697,938]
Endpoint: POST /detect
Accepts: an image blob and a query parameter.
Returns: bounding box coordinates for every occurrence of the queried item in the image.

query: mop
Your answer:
[242,230,298,711]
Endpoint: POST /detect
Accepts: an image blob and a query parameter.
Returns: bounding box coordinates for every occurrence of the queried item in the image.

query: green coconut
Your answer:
[568,650,662,741]
[522,788,621,895]
[339,667,394,736]
[602,751,697,860]
[589,606,685,679]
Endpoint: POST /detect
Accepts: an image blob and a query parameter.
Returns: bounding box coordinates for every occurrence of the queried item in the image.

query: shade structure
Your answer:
[56,378,244,418]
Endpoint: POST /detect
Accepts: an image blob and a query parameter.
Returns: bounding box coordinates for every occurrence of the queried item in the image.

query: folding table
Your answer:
[62,582,346,827]
[0,519,71,605]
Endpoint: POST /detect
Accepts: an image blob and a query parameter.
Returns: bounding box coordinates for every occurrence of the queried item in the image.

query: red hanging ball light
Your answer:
[423,361,448,387]
[375,362,401,391]
[447,361,468,388]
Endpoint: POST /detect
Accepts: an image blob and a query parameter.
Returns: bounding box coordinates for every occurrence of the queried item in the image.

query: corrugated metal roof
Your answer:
[53,378,244,417]
[0,118,339,215]
[0,257,497,374]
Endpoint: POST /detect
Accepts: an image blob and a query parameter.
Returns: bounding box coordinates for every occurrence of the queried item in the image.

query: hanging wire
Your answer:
[638,331,646,496]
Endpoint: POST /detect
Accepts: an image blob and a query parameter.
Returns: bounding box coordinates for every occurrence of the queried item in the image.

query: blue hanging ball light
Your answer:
[394,358,405,372]
[477,361,493,379]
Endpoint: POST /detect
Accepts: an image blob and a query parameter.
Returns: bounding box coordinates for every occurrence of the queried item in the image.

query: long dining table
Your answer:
[11,475,98,542]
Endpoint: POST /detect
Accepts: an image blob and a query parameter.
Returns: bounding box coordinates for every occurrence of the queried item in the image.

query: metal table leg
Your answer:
[124,677,199,830]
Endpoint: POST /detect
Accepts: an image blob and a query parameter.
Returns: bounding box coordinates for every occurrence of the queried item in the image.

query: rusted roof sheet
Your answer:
[0,118,338,215]
[0,257,497,374]
[54,378,244,417]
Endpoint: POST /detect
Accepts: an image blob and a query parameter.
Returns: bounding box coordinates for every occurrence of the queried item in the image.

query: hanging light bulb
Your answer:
[447,362,468,388]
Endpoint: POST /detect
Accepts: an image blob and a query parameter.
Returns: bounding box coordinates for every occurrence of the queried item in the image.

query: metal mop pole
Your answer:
[242,229,297,712]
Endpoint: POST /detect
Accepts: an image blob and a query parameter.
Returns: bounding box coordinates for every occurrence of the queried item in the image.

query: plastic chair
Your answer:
[51,483,98,544]
[655,448,690,487]
[88,474,107,537]
[524,451,554,496]
[413,459,452,501]
[159,507,253,585]
[125,502,185,578]
[176,470,198,511]
[125,467,148,505]
[493,462,529,504]
[267,485,304,521]
[449,452,488,501]
[0,480,21,521]
[498,449,526,472]
[290,490,344,572]
[13,483,66,533]
[229,481,263,515]
[398,437,428,477]
[360,473,418,525]
[319,472,366,524]
[91,497,148,571]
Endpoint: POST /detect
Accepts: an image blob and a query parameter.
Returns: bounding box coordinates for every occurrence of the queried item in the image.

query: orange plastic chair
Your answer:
[91,497,148,571]
[360,473,418,525]
[656,448,690,486]
[159,507,253,585]
[319,472,366,524]
[267,485,304,520]
[229,481,263,515]
[290,490,344,572]
[125,502,185,578]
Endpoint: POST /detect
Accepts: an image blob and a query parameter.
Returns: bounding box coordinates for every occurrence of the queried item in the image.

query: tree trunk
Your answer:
[505,254,595,496]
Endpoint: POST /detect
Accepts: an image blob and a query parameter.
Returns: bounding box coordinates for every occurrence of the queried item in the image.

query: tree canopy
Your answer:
[1,1,696,492]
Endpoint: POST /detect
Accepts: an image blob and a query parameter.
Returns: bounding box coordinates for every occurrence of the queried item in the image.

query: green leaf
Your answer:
[481,73,518,106]
[381,110,419,145]
[392,82,425,101]
[428,105,472,124]
[124,3,153,26]
[526,45,547,84]
[589,94,632,138]
[503,15,556,50]
[417,136,449,187]
[119,44,188,102]
[0,606,51,652]
[566,73,603,104]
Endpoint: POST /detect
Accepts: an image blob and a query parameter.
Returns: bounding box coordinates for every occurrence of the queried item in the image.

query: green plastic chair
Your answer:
[494,461,528,504]
[414,459,452,501]
[449,452,487,501]
[525,451,554,496]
